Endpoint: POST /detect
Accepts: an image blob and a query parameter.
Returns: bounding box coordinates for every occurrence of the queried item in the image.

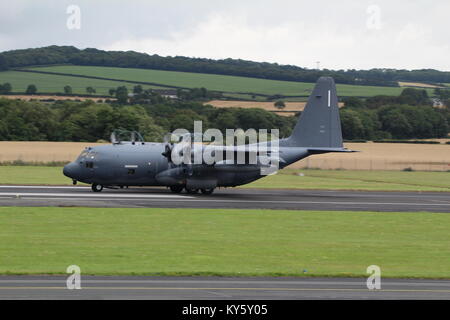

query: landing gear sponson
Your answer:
[169,185,215,195]
[91,183,215,195]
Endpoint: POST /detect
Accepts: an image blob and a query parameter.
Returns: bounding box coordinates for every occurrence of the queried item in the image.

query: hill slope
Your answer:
[1,46,450,86]
[1,65,422,98]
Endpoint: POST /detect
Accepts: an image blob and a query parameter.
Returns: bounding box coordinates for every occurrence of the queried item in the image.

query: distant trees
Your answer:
[340,109,365,140]
[0,82,12,94]
[0,99,60,140]
[25,84,37,94]
[274,100,286,109]
[0,55,8,71]
[341,90,449,140]
[434,88,450,107]
[3,46,450,86]
[115,86,129,104]
[0,94,448,142]
[176,87,222,101]
[0,98,166,142]
[342,97,365,109]
[366,88,431,109]
[399,88,430,106]
[133,85,143,95]
[111,85,162,104]
[64,85,72,94]
[0,98,296,142]
[377,107,413,139]
[86,86,96,95]
[434,88,450,100]
[266,94,283,101]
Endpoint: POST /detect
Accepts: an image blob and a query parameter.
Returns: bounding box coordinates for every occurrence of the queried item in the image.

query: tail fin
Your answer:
[287,77,343,148]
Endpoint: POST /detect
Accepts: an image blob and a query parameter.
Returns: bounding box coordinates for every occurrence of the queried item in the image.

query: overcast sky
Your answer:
[0,0,449,71]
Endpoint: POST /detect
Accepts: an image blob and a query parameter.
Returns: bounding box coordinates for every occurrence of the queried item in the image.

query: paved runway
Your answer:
[1,276,449,300]
[0,185,449,212]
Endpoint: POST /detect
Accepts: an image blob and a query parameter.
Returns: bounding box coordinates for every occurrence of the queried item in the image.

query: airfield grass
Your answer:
[0,207,449,278]
[0,166,449,192]
[25,65,416,97]
[0,166,70,185]
[247,169,450,192]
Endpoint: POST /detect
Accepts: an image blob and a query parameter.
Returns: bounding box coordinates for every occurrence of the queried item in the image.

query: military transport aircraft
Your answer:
[63,77,353,194]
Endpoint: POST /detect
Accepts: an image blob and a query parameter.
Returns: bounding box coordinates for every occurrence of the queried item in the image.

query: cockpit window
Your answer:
[77,151,89,160]
[77,150,97,161]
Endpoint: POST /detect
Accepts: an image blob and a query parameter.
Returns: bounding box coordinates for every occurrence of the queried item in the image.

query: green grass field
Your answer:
[0,207,448,278]
[0,70,168,96]
[22,65,415,97]
[249,169,450,192]
[0,166,449,192]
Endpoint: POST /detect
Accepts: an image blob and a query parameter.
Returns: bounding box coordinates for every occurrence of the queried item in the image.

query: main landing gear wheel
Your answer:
[169,185,184,193]
[185,187,199,194]
[201,188,215,195]
[91,183,103,192]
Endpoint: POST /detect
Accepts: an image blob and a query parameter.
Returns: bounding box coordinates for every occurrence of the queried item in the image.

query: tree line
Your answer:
[0,87,448,142]
[0,97,296,142]
[2,46,450,86]
[340,89,450,140]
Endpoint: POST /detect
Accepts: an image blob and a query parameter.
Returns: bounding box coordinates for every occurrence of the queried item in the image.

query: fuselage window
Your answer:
[128,169,135,175]
[85,161,94,168]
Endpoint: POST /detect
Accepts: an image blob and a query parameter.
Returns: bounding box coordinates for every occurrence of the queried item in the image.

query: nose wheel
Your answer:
[91,183,103,192]
[169,185,184,193]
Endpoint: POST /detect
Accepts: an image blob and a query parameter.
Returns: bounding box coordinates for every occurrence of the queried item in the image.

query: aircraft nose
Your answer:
[63,162,78,179]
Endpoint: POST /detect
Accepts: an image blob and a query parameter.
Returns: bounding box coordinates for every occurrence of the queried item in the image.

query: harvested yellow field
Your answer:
[0,141,107,163]
[0,141,449,171]
[398,82,443,89]
[207,100,306,111]
[206,100,344,116]
[291,142,450,171]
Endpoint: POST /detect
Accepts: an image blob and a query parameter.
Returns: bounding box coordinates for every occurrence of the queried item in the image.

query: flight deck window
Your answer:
[77,151,88,160]
[85,161,94,168]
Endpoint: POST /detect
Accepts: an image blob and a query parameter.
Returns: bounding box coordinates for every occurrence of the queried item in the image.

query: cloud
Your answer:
[103,13,358,69]
[103,7,449,71]
[1,0,449,71]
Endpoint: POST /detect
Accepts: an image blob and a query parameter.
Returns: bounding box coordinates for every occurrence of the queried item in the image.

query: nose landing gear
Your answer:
[91,183,103,192]
[169,185,184,193]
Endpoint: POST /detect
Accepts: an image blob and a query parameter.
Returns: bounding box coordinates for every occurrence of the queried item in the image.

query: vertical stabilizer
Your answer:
[286,77,343,148]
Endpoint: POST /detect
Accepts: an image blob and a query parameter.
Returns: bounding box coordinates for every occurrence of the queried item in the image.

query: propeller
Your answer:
[162,132,176,163]
[161,143,173,163]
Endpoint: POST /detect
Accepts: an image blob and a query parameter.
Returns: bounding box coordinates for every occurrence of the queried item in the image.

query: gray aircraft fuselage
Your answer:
[63,77,353,193]
[63,140,309,188]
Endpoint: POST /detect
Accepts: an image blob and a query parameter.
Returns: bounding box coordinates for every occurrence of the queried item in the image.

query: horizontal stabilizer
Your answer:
[307,147,358,154]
